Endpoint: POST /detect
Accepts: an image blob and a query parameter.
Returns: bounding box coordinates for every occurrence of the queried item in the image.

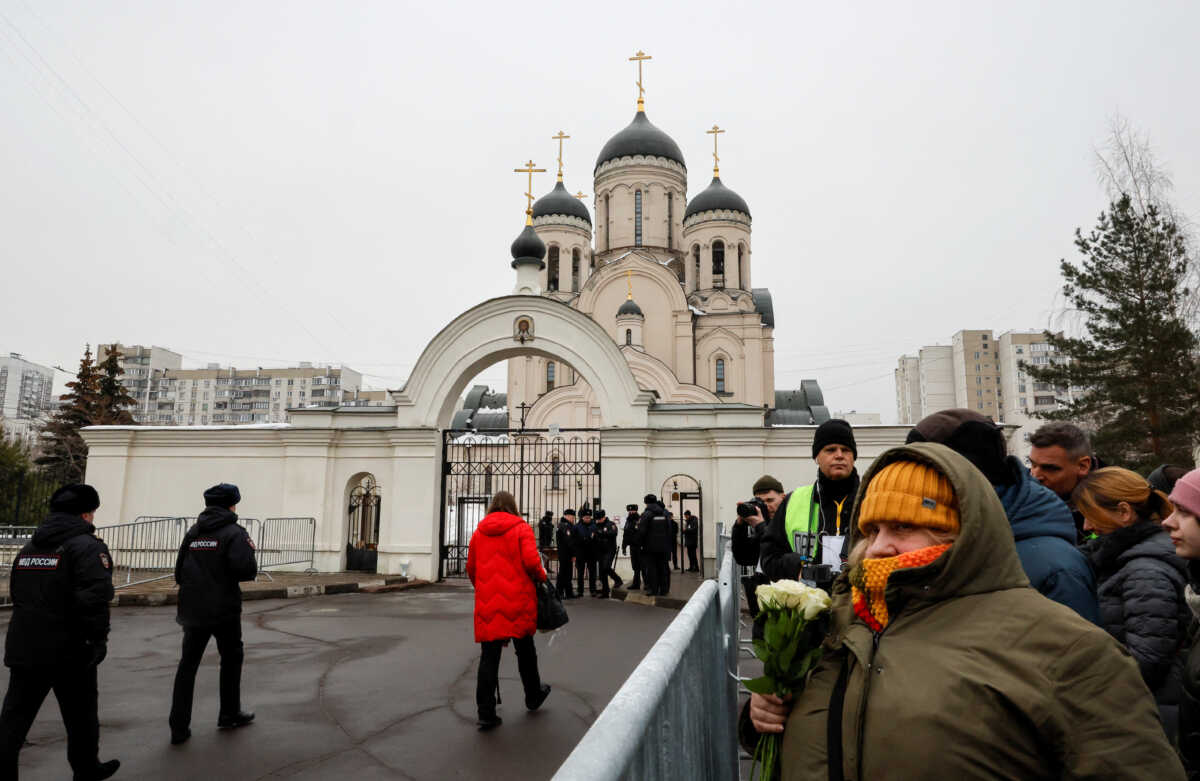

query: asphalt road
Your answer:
[1,584,677,780]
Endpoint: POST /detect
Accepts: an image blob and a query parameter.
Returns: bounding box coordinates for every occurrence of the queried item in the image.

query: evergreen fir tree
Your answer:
[36,345,103,483]
[1026,194,1200,469]
[96,347,138,425]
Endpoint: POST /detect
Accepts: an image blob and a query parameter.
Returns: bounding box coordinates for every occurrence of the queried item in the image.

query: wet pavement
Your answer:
[1,583,677,780]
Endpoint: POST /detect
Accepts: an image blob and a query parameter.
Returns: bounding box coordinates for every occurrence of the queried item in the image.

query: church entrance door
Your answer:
[438,429,602,580]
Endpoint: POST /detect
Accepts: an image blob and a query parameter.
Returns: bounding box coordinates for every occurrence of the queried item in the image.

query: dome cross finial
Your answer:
[626,269,634,300]
[706,124,725,177]
[513,159,546,225]
[629,50,652,112]
[552,131,570,182]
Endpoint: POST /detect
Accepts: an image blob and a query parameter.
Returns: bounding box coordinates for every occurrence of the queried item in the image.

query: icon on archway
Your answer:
[514,317,534,343]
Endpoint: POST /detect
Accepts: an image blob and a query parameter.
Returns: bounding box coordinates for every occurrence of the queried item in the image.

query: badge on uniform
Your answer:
[245,534,256,550]
[99,552,111,569]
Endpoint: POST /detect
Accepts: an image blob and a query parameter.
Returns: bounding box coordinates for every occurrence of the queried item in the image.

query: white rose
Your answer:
[766,579,831,619]
[800,587,831,620]
[768,579,808,610]
[755,583,780,610]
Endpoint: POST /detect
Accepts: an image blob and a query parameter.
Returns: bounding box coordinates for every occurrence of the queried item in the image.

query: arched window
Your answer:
[666,192,674,250]
[589,251,595,273]
[692,245,701,285]
[546,361,555,392]
[604,194,611,250]
[547,246,559,291]
[712,240,725,287]
[551,455,561,490]
[668,258,684,284]
[484,465,493,495]
[634,190,643,247]
[738,243,747,289]
[571,248,580,292]
[625,329,632,345]
[716,358,726,394]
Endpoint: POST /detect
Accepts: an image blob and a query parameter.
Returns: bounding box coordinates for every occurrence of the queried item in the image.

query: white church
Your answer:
[81,55,909,580]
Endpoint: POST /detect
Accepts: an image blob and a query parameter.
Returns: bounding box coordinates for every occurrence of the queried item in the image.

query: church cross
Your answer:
[552,131,570,182]
[513,160,546,223]
[574,191,588,200]
[629,50,652,110]
[626,269,634,300]
[707,124,725,177]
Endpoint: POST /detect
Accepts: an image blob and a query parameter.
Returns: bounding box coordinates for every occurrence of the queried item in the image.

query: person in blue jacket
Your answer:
[907,409,1101,625]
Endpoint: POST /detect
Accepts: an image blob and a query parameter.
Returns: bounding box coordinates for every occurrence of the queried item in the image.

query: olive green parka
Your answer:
[780,443,1184,781]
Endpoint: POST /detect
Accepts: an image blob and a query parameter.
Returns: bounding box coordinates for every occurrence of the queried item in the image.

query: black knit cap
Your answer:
[812,419,857,459]
[203,483,241,508]
[49,484,100,514]
[643,493,658,505]
[906,409,1010,486]
[752,475,784,495]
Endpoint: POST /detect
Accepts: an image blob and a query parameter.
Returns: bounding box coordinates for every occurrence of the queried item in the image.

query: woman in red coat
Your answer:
[466,491,552,730]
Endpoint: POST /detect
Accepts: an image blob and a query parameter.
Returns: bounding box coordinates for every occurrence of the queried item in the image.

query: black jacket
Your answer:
[594,519,619,555]
[556,518,575,557]
[538,515,554,548]
[621,512,641,553]
[1083,520,1188,706]
[5,512,114,668]
[760,470,859,581]
[175,507,258,628]
[637,503,671,554]
[683,516,699,546]
[731,520,764,567]
[573,521,598,558]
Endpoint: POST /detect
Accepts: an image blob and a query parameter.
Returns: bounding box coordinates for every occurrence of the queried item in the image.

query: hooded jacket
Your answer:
[175,507,258,628]
[5,512,114,668]
[637,502,671,553]
[1082,520,1188,705]
[556,517,575,557]
[466,511,546,642]
[994,457,1101,625]
[774,443,1183,781]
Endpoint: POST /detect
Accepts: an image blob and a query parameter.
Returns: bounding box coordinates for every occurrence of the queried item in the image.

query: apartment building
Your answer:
[997,330,1068,458]
[0,353,55,442]
[895,355,921,425]
[951,329,1001,419]
[96,344,184,422]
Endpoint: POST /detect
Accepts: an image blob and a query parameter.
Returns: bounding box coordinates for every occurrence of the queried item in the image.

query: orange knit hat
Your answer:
[858,459,960,534]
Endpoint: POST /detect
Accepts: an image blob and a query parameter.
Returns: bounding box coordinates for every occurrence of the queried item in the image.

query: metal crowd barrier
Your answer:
[99,516,201,588]
[553,535,740,780]
[255,517,318,574]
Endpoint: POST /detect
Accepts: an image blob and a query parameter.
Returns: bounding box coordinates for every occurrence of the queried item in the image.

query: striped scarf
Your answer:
[850,544,951,632]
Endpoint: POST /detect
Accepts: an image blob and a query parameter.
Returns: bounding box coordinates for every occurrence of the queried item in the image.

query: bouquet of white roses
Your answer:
[743,579,833,781]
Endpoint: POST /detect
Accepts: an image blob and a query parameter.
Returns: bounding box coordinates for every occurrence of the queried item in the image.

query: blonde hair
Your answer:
[1072,467,1173,534]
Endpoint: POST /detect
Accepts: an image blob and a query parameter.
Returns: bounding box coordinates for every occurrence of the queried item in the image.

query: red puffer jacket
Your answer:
[467,511,547,643]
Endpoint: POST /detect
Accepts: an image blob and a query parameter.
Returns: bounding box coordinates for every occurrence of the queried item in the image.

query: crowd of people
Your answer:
[739,414,1200,779]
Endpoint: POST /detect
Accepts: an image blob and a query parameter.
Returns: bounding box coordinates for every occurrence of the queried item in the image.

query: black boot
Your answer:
[170,727,191,745]
[526,684,551,711]
[218,710,255,730]
[477,712,503,730]
[74,759,121,781]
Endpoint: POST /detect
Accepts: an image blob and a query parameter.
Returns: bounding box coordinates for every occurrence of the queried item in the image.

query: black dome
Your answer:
[595,111,685,171]
[684,177,750,219]
[617,298,644,317]
[532,181,591,225]
[510,223,546,269]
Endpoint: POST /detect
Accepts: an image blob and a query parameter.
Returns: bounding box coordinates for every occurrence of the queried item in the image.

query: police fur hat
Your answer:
[203,483,241,508]
[579,507,593,518]
[563,508,576,517]
[643,493,658,505]
[595,508,606,519]
[49,484,100,514]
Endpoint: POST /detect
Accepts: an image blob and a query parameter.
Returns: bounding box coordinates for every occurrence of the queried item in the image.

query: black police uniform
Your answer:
[683,514,700,571]
[621,511,643,589]
[0,511,115,779]
[168,506,258,737]
[537,513,554,550]
[637,501,672,596]
[594,514,622,597]
[555,517,576,598]
[573,519,598,595]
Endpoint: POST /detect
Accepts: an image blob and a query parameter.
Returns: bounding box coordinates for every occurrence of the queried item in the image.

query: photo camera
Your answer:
[736,497,769,519]
[626,504,639,512]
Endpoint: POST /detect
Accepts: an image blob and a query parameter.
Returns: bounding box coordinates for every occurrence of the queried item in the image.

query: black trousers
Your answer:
[598,552,622,594]
[627,545,642,586]
[686,544,699,571]
[169,621,243,731]
[476,636,541,718]
[0,663,100,777]
[576,556,597,594]
[642,552,671,596]
[556,554,574,597]
[671,542,679,569]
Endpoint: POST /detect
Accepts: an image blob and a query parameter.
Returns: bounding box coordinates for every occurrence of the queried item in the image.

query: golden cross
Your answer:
[629,50,652,110]
[707,124,725,176]
[574,191,588,200]
[513,160,545,223]
[552,131,570,182]
[626,269,633,300]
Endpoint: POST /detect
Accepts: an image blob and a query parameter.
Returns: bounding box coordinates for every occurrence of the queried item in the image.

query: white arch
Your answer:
[393,296,653,429]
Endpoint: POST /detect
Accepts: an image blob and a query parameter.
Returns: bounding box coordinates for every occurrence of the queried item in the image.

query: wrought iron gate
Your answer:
[347,475,381,572]
[439,429,602,579]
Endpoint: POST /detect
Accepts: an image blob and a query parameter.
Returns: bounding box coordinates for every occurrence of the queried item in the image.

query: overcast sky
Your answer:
[2,1,1197,423]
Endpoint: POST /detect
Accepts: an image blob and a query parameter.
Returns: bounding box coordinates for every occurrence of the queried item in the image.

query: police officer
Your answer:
[636,494,672,596]
[537,510,554,551]
[0,483,119,780]
[573,509,598,596]
[621,505,643,590]
[168,483,258,745]
[593,510,622,598]
[683,510,700,572]
[555,509,576,599]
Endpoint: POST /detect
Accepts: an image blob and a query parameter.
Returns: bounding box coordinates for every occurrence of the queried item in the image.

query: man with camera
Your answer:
[733,476,786,568]
[757,419,861,588]
[621,504,643,590]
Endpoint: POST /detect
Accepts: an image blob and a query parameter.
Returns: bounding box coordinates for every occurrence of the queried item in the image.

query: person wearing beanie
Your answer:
[636,494,672,596]
[0,484,119,779]
[759,419,861,583]
[573,508,599,596]
[1164,468,1200,775]
[168,484,258,744]
[555,509,577,599]
[905,409,1100,626]
[742,443,1185,780]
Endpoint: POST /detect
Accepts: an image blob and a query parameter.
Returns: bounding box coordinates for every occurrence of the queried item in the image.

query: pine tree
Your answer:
[1026,194,1200,469]
[36,345,103,483]
[96,347,138,425]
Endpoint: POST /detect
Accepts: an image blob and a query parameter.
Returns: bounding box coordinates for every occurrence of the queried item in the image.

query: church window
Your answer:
[484,466,493,494]
[738,243,746,288]
[589,251,595,273]
[551,456,561,490]
[634,191,643,247]
[667,192,674,249]
[713,240,725,286]
[625,329,632,345]
[571,249,580,292]
[547,246,559,291]
[546,361,555,391]
[692,245,701,285]
[604,194,611,250]
[716,358,726,393]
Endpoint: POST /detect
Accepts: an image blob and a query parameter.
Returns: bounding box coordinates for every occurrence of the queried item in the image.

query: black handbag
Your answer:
[536,579,569,631]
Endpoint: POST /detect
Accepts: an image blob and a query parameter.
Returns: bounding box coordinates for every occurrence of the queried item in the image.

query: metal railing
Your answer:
[99,516,200,588]
[255,517,317,574]
[553,534,740,780]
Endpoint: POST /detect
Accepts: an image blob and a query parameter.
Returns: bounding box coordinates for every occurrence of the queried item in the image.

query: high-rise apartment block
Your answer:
[895,330,1067,458]
[97,344,372,425]
[0,353,55,442]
